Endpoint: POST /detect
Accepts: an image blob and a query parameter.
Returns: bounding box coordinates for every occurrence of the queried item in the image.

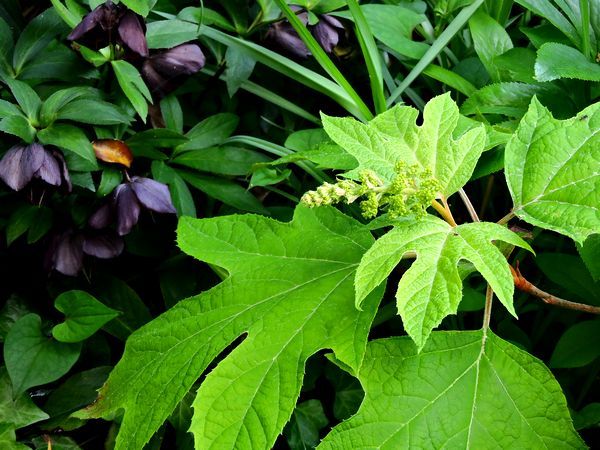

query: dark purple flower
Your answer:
[45,229,124,276]
[89,176,176,236]
[312,15,344,54]
[266,7,310,58]
[0,143,71,192]
[68,0,148,57]
[141,43,205,98]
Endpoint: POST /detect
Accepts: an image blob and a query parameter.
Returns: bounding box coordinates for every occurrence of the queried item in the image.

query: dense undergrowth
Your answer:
[0,0,599,449]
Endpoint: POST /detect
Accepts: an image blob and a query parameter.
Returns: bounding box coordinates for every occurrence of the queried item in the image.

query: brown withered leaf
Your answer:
[92,139,133,168]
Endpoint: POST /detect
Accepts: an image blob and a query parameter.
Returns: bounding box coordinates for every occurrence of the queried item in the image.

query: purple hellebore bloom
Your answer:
[312,14,344,54]
[141,43,206,98]
[267,7,310,58]
[0,143,71,192]
[45,230,123,276]
[67,0,148,57]
[89,176,176,236]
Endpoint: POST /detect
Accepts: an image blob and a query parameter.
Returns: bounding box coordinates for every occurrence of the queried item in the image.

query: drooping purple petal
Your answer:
[312,15,344,53]
[118,11,148,57]
[53,233,85,276]
[130,177,177,214]
[88,203,114,229]
[267,22,310,58]
[147,44,205,77]
[34,147,62,186]
[115,183,141,235]
[0,144,43,191]
[83,232,124,258]
[54,150,72,192]
[67,5,104,41]
[141,60,165,93]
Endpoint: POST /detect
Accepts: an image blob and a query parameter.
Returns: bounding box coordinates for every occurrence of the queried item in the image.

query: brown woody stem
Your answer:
[511,264,600,315]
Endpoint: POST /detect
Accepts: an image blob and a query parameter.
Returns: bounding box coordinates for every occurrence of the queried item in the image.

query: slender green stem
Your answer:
[580,0,591,58]
[431,199,457,226]
[497,211,515,225]
[386,0,485,105]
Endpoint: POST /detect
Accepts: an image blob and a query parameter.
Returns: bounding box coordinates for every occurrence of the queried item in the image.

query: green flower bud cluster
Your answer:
[301,163,442,220]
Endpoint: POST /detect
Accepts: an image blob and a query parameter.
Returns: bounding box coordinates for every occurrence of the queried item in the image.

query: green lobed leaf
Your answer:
[56,99,132,126]
[52,290,120,343]
[82,206,382,450]
[355,216,532,349]
[318,331,585,448]
[1,77,41,121]
[4,314,81,395]
[322,93,486,197]
[505,97,600,243]
[535,42,600,82]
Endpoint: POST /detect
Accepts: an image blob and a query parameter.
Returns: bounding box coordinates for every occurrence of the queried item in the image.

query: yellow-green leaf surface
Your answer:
[355,216,531,349]
[318,331,585,449]
[82,206,382,450]
[505,98,600,243]
[322,93,486,196]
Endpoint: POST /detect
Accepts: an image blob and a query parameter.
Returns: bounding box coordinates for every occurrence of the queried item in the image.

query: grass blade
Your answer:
[202,26,370,121]
[387,0,485,106]
[272,0,373,121]
[346,0,386,114]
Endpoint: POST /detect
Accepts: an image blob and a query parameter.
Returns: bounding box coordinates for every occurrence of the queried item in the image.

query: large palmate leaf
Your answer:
[319,331,585,449]
[355,216,531,349]
[82,206,382,450]
[505,98,600,243]
[322,93,486,197]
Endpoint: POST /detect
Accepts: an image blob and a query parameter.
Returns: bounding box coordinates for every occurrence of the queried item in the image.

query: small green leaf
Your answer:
[535,43,600,82]
[0,367,49,429]
[284,400,329,450]
[1,78,41,122]
[550,320,600,368]
[175,113,239,154]
[151,161,196,217]
[355,217,532,349]
[160,95,183,133]
[224,46,256,97]
[468,10,513,82]
[0,100,23,119]
[0,115,35,143]
[4,314,81,395]
[126,128,188,150]
[52,291,120,343]
[119,0,151,16]
[37,123,97,168]
[179,170,269,214]
[318,332,585,448]
[111,60,152,121]
[579,234,600,281]
[172,146,270,176]
[56,99,132,126]
[322,93,486,197]
[97,168,122,197]
[146,19,198,49]
[505,98,600,243]
[12,8,65,72]
[39,86,98,126]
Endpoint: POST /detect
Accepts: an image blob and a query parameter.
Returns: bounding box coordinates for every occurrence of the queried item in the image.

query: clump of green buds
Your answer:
[301,162,442,220]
